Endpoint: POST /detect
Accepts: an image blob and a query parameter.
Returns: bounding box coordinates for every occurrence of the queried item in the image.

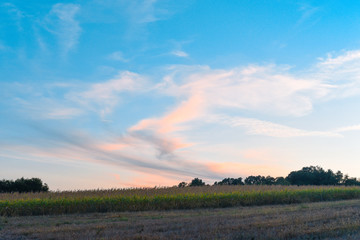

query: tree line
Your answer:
[179,166,360,187]
[0,177,49,193]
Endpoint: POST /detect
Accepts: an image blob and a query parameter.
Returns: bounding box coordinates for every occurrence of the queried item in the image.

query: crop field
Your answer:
[2,186,360,239]
[1,185,360,217]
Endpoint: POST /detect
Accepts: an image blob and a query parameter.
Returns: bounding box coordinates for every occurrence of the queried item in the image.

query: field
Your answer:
[2,186,360,239]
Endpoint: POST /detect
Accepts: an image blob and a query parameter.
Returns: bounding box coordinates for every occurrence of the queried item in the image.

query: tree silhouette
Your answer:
[214,177,244,185]
[0,178,49,193]
[189,178,206,187]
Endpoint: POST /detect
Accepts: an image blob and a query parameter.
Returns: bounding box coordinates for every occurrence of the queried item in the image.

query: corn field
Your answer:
[1,186,360,216]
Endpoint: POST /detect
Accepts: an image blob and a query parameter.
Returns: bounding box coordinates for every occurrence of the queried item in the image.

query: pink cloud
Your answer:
[130,93,205,134]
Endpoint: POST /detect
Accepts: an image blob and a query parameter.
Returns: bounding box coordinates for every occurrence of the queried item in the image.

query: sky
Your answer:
[2,1,360,190]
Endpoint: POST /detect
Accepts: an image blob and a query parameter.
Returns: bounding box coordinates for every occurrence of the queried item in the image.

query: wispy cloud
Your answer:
[2,3,24,31]
[296,3,320,27]
[46,108,83,119]
[44,3,81,56]
[158,64,330,117]
[171,50,189,58]
[67,71,147,118]
[335,124,360,133]
[107,51,129,62]
[314,50,360,99]
[209,115,341,138]
[0,121,223,182]
[126,0,162,24]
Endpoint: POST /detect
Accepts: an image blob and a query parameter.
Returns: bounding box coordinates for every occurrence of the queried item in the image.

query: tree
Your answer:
[189,178,205,187]
[178,182,188,188]
[343,175,360,186]
[274,177,290,185]
[263,176,276,185]
[245,175,265,185]
[214,177,244,185]
[286,166,344,185]
[0,178,49,193]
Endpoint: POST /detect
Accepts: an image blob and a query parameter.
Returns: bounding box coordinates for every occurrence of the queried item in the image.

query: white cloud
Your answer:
[171,50,189,58]
[137,49,360,143]
[318,50,360,67]
[44,3,81,55]
[314,50,360,99]
[159,64,330,117]
[67,71,147,118]
[210,115,341,138]
[335,124,360,133]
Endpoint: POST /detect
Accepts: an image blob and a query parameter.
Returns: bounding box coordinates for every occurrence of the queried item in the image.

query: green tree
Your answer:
[286,166,344,185]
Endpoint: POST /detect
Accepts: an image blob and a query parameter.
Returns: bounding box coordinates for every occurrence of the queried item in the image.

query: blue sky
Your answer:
[2,1,360,190]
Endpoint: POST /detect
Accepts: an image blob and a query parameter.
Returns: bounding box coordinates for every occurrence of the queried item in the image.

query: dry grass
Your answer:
[2,199,360,239]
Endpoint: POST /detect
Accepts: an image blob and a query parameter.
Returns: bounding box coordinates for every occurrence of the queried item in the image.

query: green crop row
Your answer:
[1,187,360,216]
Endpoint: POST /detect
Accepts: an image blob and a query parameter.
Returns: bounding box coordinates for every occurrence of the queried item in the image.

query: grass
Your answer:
[1,186,360,216]
[2,199,360,239]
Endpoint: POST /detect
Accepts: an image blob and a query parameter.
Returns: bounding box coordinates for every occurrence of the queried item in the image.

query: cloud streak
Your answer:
[44,3,81,56]
[209,115,341,138]
[67,71,147,118]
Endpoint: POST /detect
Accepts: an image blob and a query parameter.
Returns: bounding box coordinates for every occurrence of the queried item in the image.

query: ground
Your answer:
[2,199,360,239]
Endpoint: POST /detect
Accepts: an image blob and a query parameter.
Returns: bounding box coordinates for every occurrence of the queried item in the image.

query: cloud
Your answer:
[0,121,222,181]
[45,108,83,119]
[130,93,205,133]
[296,3,320,27]
[158,64,330,117]
[318,50,360,67]
[44,3,81,56]
[209,115,341,138]
[107,51,129,62]
[127,91,204,159]
[6,49,360,188]
[67,71,147,118]
[171,50,189,58]
[335,124,360,133]
[314,50,360,99]
[2,3,24,31]
[125,0,167,24]
[130,49,360,151]
[12,97,84,121]
[129,130,193,160]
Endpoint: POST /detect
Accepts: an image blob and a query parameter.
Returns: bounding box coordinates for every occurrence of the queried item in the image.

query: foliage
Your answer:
[189,178,205,187]
[274,177,290,185]
[0,178,49,193]
[243,175,282,185]
[214,177,244,185]
[178,182,188,188]
[285,166,355,186]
